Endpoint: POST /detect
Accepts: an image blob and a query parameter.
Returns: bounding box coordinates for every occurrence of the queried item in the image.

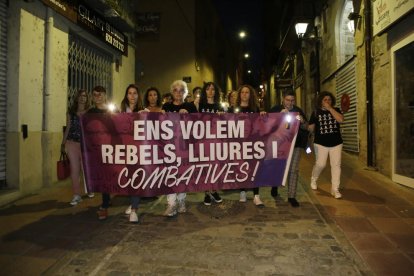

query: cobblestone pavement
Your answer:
[4,151,414,275]
[39,185,371,275]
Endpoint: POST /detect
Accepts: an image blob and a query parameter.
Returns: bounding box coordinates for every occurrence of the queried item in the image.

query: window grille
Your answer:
[68,33,112,108]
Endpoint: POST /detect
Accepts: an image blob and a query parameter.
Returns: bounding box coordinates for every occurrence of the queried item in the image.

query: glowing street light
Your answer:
[244,53,249,58]
[239,31,246,39]
[295,23,309,38]
[247,70,252,74]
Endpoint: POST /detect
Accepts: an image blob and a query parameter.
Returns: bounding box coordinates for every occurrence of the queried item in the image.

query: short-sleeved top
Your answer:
[66,112,82,143]
[87,107,108,114]
[237,106,259,113]
[198,102,223,113]
[162,102,197,113]
[309,108,343,147]
[269,105,308,149]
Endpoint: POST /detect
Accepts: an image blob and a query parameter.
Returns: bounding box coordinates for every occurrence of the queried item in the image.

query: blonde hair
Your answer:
[170,80,188,99]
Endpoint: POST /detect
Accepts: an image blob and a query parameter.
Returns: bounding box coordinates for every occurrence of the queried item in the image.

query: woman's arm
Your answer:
[61,113,71,152]
[327,107,344,123]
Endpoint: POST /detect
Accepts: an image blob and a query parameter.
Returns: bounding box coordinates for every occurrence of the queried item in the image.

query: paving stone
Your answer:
[1,180,374,276]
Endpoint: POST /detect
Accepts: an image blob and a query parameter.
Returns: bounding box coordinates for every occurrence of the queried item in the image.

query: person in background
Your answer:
[236,84,265,207]
[269,90,308,207]
[227,90,238,113]
[162,80,197,216]
[191,86,202,109]
[144,87,163,112]
[197,82,224,206]
[61,89,92,206]
[162,92,173,105]
[120,84,143,223]
[88,85,112,220]
[308,91,344,199]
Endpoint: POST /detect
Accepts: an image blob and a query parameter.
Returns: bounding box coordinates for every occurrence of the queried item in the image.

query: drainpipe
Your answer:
[43,7,53,131]
[314,26,321,95]
[364,0,374,167]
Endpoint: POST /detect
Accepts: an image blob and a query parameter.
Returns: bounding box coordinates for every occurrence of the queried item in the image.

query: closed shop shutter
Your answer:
[0,0,7,187]
[68,33,112,108]
[336,57,359,152]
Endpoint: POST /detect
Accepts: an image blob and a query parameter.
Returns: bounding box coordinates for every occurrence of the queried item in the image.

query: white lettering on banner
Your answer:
[272,141,278,158]
[117,161,257,189]
[180,120,244,139]
[188,142,265,162]
[102,144,177,165]
[134,120,173,140]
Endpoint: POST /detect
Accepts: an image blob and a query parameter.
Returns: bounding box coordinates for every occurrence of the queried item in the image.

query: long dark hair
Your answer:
[69,89,90,114]
[316,91,336,109]
[144,87,162,108]
[121,84,143,112]
[236,84,258,111]
[200,82,221,105]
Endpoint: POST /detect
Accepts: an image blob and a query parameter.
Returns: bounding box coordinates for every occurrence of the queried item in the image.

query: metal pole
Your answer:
[365,0,374,167]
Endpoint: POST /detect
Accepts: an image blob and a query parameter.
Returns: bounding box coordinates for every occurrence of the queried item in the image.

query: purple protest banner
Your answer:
[80,112,299,196]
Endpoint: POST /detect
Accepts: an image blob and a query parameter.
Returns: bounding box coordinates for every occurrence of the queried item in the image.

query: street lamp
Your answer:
[239,31,246,39]
[247,70,252,74]
[295,23,309,38]
[244,53,249,58]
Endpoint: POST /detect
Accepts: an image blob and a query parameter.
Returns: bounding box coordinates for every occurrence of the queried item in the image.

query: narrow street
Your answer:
[1,152,413,275]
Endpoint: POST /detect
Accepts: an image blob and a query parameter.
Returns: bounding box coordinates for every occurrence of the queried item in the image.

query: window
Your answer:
[68,34,112,108]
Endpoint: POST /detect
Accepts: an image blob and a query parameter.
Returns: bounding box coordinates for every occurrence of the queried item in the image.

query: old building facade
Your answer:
[271,0,414,188]
[1,0,137,203]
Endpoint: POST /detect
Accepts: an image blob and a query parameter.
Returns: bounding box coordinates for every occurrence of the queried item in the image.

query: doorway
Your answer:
[391,33,414,188]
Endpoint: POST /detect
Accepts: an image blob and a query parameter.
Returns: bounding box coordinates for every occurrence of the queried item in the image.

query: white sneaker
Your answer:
[70,195,82,206]
[87,193,95,198]
[239,191,247,202]
[310,178,317,190]
[125,205,132,215]
[164,204,177,217]
[177,200,186,213]
[331,189,342,199]
[129,210,139,223]
[253,195,264,206]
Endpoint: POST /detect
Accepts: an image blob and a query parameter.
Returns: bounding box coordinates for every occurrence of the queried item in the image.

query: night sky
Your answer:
[212,0,264,82]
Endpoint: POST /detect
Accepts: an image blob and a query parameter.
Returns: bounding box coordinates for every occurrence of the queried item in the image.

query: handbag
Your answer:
[57,152,71,180]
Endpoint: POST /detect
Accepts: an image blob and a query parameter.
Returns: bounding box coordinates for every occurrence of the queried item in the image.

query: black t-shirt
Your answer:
[87,107,108,114]
[269,105,308,149]
[309,108,343,147]
[237,105,259,113]
[162,102,197,113]
[198,102,223,113]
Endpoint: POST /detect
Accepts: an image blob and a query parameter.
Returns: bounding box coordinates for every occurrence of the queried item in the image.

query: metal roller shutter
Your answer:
[336,57,359,152]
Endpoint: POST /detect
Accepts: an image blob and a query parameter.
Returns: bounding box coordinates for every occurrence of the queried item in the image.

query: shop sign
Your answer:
[42,0,128,56]
[135,12,161,40]
[372,0,414,36]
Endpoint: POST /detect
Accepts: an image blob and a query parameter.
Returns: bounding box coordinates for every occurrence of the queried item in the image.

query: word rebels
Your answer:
[133,120,245,140]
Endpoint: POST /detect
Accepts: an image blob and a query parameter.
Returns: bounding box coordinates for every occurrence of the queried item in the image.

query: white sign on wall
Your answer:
[372,0,414,36]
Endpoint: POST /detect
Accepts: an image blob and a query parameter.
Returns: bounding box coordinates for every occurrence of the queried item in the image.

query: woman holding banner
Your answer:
[143,86,163,112]
[121,84,144,223]
[198,82,224,206]
[87,85,113,221]
[236,85,265,207]
[162,80,197,216]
